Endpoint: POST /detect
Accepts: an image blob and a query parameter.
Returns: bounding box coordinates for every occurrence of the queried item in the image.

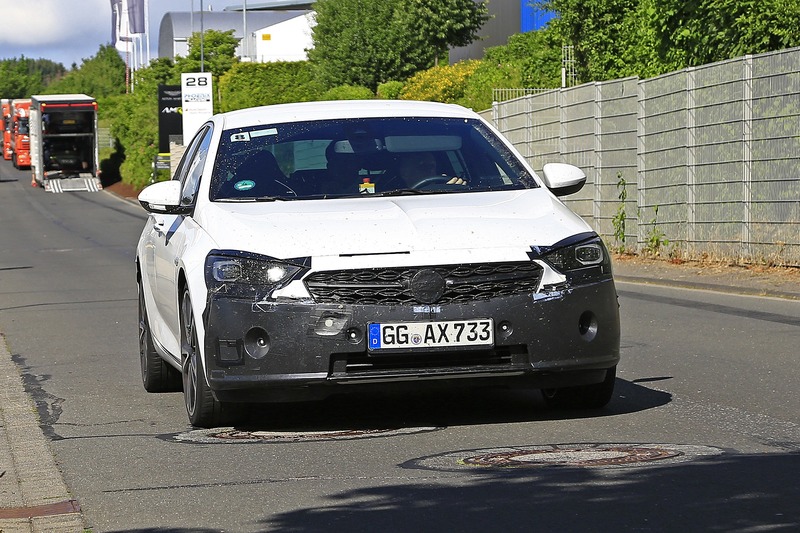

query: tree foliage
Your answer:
[0,57,65,98]
[400,60,480,104]
[45,45,127,98]
[538,0,642,82]
[394,0,490,66]
[218,61,324,112]
[647,0,800,70]
[103,62,180,189]
[539,0,800,82]
[321,85,375,100]
[175,29,240,80]
[308,0,488,90]
[308,0,420,90]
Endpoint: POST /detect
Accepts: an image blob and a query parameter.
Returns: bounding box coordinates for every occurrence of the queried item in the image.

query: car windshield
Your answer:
[210,117,538,201]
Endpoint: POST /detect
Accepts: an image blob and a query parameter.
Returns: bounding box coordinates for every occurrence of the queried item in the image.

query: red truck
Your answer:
[1,99,11,161]
[10,99,32,169]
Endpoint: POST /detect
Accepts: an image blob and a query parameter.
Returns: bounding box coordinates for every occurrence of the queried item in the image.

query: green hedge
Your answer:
[320,85,375,100]
[218,61,325,112]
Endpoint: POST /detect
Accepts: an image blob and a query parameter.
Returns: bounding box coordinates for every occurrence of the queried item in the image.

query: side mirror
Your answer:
[138,180,188,214]
[540,163,587,197]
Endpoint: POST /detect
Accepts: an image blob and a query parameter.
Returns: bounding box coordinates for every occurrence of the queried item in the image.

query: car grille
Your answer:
[304,261,543,305]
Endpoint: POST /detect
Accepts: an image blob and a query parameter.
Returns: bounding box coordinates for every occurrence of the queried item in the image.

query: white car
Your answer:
[136,100,620,428]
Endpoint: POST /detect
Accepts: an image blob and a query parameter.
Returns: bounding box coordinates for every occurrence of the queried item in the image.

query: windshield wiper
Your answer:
[217,196,289,202]
[375,188,431,196]
[254,195,290,201]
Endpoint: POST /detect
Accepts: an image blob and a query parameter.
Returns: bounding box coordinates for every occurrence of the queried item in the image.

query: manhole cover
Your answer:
[407,444,724,471]
[174,426,442,444]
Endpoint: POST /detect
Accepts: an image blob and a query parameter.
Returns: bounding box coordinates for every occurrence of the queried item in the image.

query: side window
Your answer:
[177,125,213,207]
[172,127,205,183]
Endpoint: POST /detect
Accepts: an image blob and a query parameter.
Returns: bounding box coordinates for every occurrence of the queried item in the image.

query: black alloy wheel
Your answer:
[138,280,181,392]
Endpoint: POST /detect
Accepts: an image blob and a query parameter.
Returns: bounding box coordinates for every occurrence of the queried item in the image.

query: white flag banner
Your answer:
[111,0,133,53]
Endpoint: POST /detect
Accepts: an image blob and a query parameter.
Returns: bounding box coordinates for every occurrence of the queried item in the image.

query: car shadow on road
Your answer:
[233,378,672,432]
[258,451,800,532]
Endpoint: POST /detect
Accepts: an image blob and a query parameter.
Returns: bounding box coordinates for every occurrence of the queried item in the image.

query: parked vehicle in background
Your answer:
[136,100,621,428]
[1,99,11,161]
[29,94,102,193]
[9,99,31,169]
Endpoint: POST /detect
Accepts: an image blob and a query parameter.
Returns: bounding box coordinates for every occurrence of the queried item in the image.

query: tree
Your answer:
[538,0,642,83]
[45,45,127,98]
[647,0,800,70]
[218,61,324,112]
[102,58,182,189]
[0,57,63,98]
[309,0,418,90]
[539,0,800,82]
[395,0,490,66]
[174,29,239,80]
[309,0,489,90]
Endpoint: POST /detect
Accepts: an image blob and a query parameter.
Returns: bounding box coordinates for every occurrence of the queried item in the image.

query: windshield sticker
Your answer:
[250,128,279,138]
[231,132,250,142]
[233,180,256,191]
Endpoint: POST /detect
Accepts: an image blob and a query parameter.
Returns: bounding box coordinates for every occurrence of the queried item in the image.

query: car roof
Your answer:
[215,100,481,130]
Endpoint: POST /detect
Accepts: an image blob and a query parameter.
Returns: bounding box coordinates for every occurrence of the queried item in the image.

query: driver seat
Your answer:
[218,150,291,198]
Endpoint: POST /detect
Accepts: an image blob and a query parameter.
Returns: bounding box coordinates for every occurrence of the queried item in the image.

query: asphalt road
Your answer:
[2,162,799,532]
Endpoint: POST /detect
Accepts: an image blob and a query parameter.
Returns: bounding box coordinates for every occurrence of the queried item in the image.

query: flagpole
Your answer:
[200,0,205,72]
[144,0,150,63]
[243,0,248,61]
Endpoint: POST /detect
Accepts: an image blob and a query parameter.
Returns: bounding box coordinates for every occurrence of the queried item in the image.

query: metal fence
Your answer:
[483,47,800,266]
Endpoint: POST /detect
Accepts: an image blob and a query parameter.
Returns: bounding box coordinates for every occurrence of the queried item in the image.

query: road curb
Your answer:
[0,336,84,532]
[614,274,800,301]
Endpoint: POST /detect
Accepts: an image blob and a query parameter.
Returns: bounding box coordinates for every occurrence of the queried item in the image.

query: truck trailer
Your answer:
[1,99,11,161]
[30,94,102,193]
[9,99,31,169]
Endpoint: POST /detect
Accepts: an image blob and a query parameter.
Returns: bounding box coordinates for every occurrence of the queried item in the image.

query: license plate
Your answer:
[368,319,494,351]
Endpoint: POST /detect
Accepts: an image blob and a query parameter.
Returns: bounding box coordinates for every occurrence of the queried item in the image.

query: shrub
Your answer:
[376,81,404,100]
[218,61,325,112]
[320,85,375,100]
[399,60,480,104]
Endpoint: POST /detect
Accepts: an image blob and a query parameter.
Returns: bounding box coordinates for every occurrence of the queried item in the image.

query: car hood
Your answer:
[197,189,593,260]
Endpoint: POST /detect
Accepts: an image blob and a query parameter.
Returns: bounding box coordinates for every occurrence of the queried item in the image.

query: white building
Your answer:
[158,8,314,63]
[248,13,314,62]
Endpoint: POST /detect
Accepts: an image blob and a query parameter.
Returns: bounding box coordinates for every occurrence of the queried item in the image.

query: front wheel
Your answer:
[541,366,616,409]
[180,288,227,428]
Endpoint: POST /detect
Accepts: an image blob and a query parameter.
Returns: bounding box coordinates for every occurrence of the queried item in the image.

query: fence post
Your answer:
[594,82,602,230]
[742,55,754,262]
[636,81,646,253]
[686,68,696,259]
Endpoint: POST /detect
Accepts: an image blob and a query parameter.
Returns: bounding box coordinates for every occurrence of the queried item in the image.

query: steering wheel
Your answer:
[408,175,455,189]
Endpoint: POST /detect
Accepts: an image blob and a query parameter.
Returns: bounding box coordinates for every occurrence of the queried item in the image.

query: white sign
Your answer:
[181,73,213,142]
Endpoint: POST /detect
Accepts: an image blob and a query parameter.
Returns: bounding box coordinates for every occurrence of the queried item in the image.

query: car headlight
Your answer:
[205,250,308,299]
[542,236,612,283]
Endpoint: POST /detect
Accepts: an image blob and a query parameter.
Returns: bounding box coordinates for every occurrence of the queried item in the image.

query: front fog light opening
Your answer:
[244,327,270,359]
[578,311,598,341]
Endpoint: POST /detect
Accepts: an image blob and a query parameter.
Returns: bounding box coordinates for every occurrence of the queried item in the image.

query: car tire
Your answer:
[541,366,616,409]
[180,288,231,428]
[138,281,181,393]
